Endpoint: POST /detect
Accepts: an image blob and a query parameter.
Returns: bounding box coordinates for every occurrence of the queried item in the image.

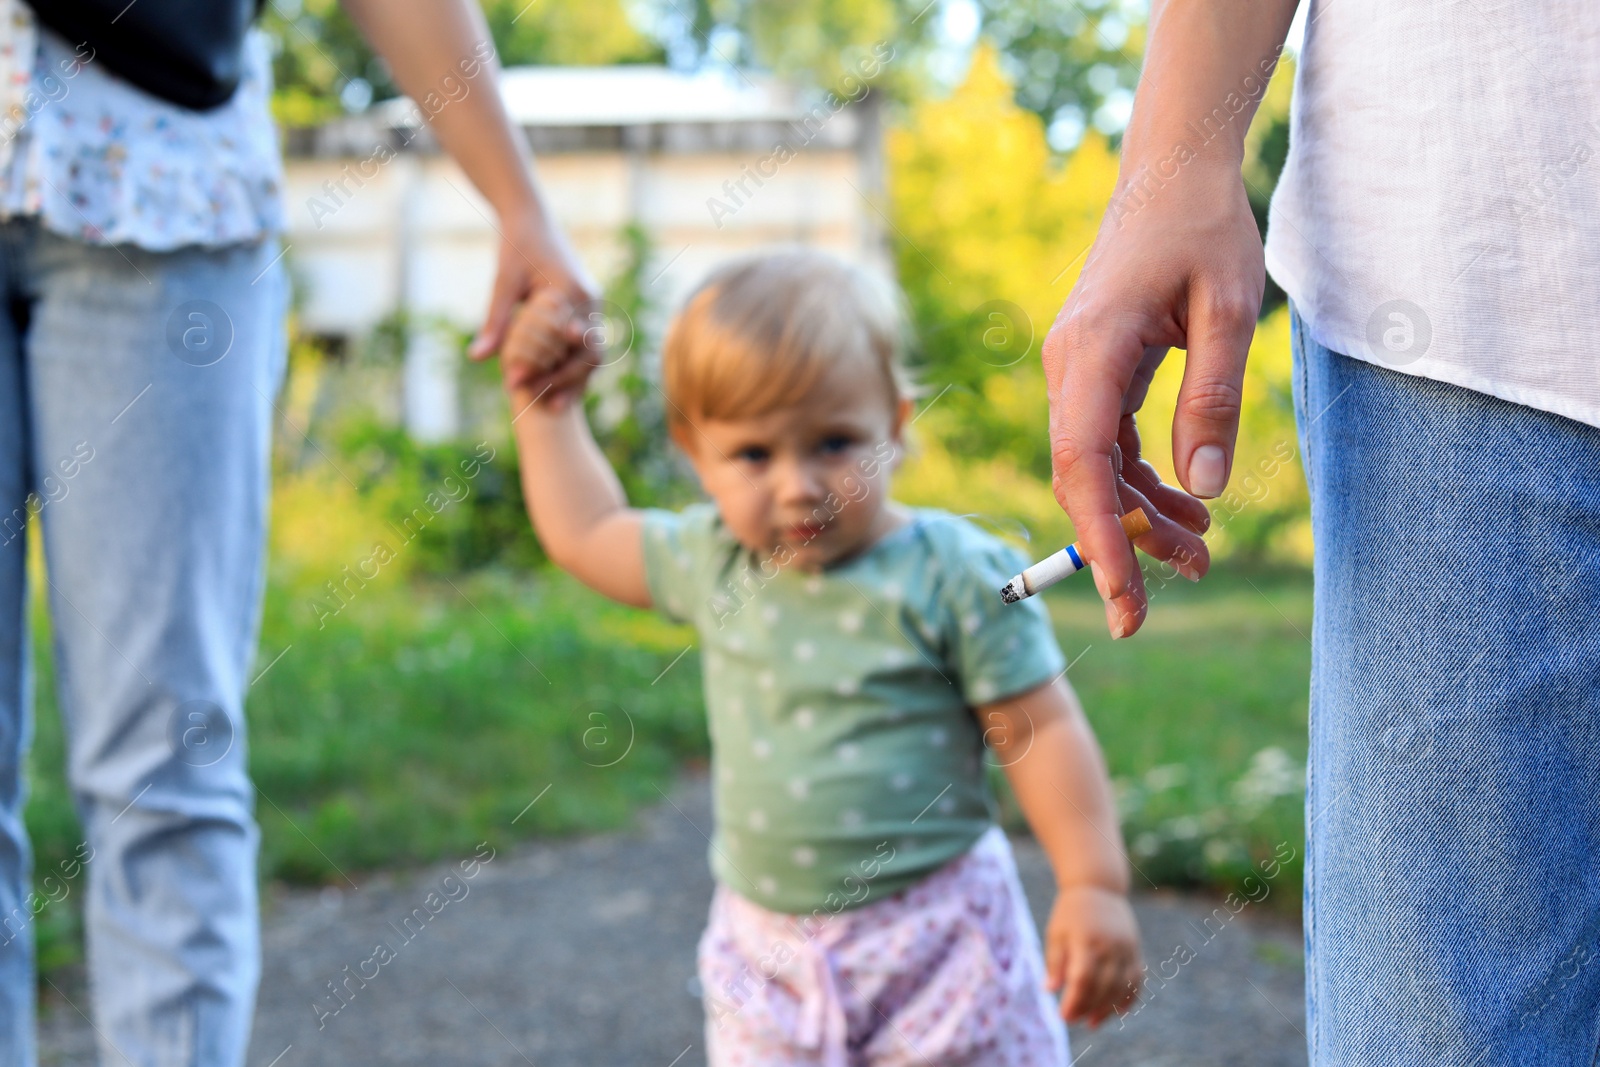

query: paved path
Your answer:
[40,773,1307,1066]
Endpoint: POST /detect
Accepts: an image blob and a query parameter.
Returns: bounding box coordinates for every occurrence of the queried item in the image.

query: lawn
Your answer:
[21,557,1312,973]
[1040,563,1311,892]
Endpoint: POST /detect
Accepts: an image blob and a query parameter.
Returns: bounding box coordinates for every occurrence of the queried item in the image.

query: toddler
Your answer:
[500,249,1142,1064]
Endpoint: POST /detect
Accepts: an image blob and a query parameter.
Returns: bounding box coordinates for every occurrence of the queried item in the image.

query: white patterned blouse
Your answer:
[0,0,284,251]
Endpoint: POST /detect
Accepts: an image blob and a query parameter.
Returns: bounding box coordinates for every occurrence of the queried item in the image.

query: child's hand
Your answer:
[1044,883,1143,1027]
[501,286,590,411]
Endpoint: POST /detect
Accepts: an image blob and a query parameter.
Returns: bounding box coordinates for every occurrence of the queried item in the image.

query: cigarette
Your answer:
[999,508,1152,604]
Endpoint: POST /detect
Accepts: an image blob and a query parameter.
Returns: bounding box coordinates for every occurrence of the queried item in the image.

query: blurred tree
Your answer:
[889,42,1309,562]
[265,0,390,127]
[647,0,938,99]
[889,43,1115,486]
[480,0,664,67]
[972,0,1293,313]
[973,0,1146,149]
[586,223,697,509]
[265,0,663,127]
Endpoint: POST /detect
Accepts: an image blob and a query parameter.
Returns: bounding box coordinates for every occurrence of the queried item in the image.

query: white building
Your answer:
[281,65,889,440]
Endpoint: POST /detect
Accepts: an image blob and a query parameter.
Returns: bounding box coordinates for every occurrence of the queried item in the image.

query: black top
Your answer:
[26,0,264,111]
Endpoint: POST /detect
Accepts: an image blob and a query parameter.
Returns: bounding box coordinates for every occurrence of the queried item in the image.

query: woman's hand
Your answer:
[1040,0,1297,639]
[1044,883,1143,1027]
[468,202,600,399]
[1043,160,1261,638]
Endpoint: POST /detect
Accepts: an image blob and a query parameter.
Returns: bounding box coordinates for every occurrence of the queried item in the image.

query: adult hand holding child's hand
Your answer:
[471,205,604,410]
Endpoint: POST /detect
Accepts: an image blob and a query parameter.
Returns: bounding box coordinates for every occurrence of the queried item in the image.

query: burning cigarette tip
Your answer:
[998,507,1152,604]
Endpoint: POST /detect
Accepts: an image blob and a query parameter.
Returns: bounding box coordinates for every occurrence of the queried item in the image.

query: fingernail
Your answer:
[1089,561,1111,600]
[1176,560,1202,582]
[1189,445,1226,498]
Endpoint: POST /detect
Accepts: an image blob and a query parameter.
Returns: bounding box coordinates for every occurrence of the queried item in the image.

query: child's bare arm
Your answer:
[502,352,651,608]
[980,677,1142,1026]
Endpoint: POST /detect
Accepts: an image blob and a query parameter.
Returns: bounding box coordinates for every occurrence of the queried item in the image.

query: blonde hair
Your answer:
[660,248,912,434]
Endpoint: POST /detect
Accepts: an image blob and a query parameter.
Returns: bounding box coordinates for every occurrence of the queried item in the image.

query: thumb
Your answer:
[470,272,522,361]
[1172,284,1255,499]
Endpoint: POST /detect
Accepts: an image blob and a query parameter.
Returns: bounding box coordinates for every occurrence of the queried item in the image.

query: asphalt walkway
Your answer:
[40,773,1308,1066]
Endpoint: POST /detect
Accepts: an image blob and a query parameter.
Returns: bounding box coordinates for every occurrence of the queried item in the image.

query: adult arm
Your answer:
[1042,0,1299,638]
[339,0,596,390]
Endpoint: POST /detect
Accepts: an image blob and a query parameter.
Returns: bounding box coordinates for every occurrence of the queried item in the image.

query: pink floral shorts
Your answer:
[697,827,1070,1066]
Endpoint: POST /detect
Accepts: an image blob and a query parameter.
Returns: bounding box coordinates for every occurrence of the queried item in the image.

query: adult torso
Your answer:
[1266,2,1600,427]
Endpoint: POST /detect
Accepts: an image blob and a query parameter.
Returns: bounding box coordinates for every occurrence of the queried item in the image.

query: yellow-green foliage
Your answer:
[268,0,659,128]
[888,44,1310,564]
[268,337,417,595]
[270,466,408,591]
[480,0,661,67]
[888,44,1112,323]
[1243,55,1296,199]
[1134,309,1311,563]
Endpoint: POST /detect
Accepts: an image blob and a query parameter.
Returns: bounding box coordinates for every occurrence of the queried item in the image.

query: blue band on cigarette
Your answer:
[1065,544,1084,572]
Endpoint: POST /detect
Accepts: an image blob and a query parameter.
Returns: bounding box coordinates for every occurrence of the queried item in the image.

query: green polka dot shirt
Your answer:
[641,503,1066,915]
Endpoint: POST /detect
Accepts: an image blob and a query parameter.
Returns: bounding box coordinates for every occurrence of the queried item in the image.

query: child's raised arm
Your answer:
[501,294,651,608]
[980,677,1143,1027]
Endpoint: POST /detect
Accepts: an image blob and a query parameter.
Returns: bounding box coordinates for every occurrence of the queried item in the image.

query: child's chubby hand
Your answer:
[1044,883,1143,1027]
[500,286,594,412]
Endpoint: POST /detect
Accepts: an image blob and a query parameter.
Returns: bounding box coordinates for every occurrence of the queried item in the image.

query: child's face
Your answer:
[675,357,912,572]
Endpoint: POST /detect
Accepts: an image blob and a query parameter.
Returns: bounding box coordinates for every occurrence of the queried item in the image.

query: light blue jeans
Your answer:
[0,217,287,1066]
[1291,306,1600,1064]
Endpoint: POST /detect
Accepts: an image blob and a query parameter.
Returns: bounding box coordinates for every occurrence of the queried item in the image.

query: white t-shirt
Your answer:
[1265,2,1600,429]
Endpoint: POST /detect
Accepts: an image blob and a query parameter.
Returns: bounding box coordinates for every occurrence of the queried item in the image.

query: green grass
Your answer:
[243,566,711,882]
[21,559,1311,975]
[1037,563,1311,894]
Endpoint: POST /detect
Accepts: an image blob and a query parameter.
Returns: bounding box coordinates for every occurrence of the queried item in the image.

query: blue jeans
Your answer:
[0,218,287,1066]
[1291,306,1600,1065]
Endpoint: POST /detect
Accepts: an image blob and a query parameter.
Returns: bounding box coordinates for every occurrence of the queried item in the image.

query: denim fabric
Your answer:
[0,217,287,1066]
[1291,306,1600,1065]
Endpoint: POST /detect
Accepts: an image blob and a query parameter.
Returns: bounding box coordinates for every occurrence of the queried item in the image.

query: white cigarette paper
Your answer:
[999,509,1152,604]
